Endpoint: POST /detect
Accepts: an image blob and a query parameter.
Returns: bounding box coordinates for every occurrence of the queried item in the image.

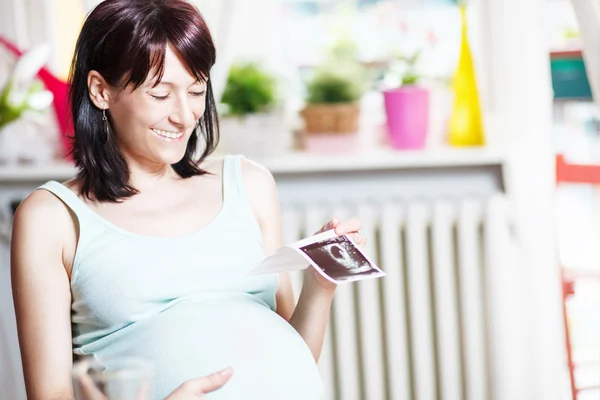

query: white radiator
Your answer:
[281,194,516,400]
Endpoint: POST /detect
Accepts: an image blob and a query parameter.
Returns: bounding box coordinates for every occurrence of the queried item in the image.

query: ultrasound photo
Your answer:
[299,235,383,282]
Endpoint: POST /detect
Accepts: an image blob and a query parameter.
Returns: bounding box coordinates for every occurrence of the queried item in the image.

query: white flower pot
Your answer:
[219,112,286,159]
[0,117,59,165]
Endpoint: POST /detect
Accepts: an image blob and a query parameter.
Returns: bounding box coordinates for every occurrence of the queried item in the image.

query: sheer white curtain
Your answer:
[193,0,286,101]
[0,0,53,81]
[192,0,239,102]
[0,244,26,400]
[0,0,54,396]
[0,0,53,50]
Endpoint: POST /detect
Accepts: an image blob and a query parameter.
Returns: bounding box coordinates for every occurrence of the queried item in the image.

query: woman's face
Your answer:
[106,45,207,166]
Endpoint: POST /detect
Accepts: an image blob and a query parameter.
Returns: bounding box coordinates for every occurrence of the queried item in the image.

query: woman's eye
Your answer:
[149,93,169,100]
[190,91,206,97]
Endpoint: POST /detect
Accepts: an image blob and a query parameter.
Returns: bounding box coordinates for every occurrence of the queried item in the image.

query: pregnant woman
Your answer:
[10,1,365,399]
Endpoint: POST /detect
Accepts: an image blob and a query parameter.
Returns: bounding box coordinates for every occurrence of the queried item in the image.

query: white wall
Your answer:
[488,0,571,398]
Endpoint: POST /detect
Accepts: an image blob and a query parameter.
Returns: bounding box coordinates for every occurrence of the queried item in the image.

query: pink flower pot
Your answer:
[383,86,429,150]
[302,132,359,153]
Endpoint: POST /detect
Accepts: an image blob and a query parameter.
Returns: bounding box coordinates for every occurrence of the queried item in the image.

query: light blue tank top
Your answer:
[38,155,324,400]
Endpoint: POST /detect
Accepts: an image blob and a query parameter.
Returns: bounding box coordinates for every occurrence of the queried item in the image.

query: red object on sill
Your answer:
[555,154,600,400]
[556,155,600,184]
[550,49,583,59]
[0,36,74,162]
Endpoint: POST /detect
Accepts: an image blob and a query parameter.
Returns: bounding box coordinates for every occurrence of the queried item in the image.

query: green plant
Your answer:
[220,62,276,117]
[304,35,369,105]
[397,49,422,85]
[306,66,364,104]
[381,49,423,89]
[327,36,360,63]
[0,45,53,129]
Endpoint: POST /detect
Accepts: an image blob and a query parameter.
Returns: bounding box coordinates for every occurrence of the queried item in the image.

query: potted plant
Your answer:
[381,49,430,150]
[218,62,283,158]
[301,65,364,135]
[299,38,368,152]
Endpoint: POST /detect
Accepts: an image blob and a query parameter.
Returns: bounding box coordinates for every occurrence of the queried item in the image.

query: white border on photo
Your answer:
[298,232,386,284]
[250,229,386,284]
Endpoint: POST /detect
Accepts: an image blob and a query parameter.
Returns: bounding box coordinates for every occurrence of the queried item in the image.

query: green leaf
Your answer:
[402,73,419,86]
[0,80,14,108]
[305,62,367,104]
[220,63,277,117]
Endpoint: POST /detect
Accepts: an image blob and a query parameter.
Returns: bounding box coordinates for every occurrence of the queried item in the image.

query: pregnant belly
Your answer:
[96,296,324,400]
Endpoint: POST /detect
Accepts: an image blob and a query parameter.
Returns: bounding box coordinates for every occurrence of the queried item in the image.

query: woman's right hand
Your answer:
[75,365,233,400]
[165,367,233,400]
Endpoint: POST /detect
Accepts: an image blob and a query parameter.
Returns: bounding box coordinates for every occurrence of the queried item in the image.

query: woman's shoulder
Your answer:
[204,153,275,189]
[238,155,276,192]
[12,185,76,246]
[235,155,279,227]
[17,185,70,221]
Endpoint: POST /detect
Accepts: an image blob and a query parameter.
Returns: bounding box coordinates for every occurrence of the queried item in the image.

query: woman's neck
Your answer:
[126,157,181,194]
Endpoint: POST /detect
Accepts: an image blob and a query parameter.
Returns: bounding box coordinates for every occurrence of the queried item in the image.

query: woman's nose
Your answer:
[170,97,196,129]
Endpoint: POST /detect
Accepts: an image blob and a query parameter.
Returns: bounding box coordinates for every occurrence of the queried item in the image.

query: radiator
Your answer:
[281,194,515,400]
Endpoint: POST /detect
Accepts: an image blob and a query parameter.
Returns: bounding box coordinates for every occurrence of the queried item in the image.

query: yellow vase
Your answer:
[448,5,485,146]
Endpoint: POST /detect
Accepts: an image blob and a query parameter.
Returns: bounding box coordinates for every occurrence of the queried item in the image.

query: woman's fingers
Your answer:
[334,217,362,236]
[165,367,233,400]
[183,366,234,395]
[316,217,367,247]
[73,360,109,400]
[325,218,340,231]
[348,231,367,246]
[330,217,367,247]
[315,218,340,235]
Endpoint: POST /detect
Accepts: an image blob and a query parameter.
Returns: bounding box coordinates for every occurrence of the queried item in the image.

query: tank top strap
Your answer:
[221,154,262,236]
[37,181,94,222]
[222,154,247,207]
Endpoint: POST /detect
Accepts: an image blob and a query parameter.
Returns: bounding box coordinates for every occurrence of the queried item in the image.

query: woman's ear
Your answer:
[87,70,112,109]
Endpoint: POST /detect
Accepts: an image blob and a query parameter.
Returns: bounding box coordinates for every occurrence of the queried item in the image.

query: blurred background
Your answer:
[0,0,599,399]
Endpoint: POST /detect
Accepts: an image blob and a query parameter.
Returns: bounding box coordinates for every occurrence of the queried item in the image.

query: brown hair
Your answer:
[69,0,219,202]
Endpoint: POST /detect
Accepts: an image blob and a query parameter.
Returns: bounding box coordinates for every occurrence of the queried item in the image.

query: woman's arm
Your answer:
[240,158,295,316]
[11,190,77,400]
[242,158,364,362]
[284,218,363,362]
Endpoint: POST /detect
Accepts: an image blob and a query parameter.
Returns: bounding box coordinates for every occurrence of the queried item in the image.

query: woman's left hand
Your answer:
[303,217,367,293]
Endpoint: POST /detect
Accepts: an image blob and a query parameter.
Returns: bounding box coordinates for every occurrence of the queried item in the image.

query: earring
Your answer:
[102,109,109,142]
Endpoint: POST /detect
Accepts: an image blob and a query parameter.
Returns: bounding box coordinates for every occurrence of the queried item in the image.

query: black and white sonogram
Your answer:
[299,235,382,282]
